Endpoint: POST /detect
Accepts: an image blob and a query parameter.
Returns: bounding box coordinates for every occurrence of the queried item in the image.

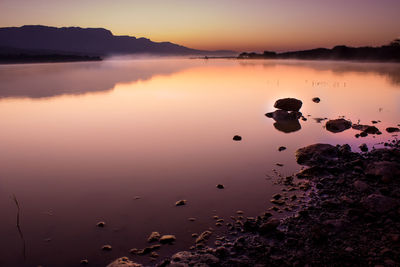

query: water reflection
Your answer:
[238,60,400,86]
[265,110,302,133]
[0,58,191,99]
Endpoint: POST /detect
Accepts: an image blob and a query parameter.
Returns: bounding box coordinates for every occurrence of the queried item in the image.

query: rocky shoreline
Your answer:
[108,138,400,267]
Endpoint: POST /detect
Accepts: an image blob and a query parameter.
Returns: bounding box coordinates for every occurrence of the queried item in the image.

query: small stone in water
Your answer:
[147,232,161,243]
[80,259,89,265]
[236,210,244,214]
[233,135,242,141]
[278,146,286,152]
[96,221,106,227]
[312,97,321,103]
[102,245,112,251]
[216,184,224,189]
[160,235,176,244]
[175,200,187,206]
[188,217,196,221]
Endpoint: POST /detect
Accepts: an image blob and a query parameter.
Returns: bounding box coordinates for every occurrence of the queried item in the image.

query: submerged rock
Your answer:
[159,235,176,244]
[326,119,352,133]
[295,143,338,166]
[278,146,286,151]
[216,184,224,189]
[274,98,303,111]
[106,257,142,267]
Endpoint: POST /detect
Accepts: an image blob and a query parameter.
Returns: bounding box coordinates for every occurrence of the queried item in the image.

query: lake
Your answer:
[0,58,399,266]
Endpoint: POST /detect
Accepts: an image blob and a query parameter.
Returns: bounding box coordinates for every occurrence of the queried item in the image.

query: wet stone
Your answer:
[233,135,242,141]
[175,200,187,206]
[278,146,286,152]
[216,184,224,189]
[106,257,142,267]
[386,127,400,133]
[159,235,176,244]
[312,97,321,103]
[147,231,161,243]
[80,259,89,265]
[96,221,106,227]
[102,245,112,251]
[326,119,352,133]
[274,98,303,111]
[359,143,368,152]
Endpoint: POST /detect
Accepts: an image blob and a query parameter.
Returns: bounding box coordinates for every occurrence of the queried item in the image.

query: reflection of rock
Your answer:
[274,98,303,111]
[295,144,339,166]
[274,121,301,133]
[266,110,302,133]
[325,119,352,133]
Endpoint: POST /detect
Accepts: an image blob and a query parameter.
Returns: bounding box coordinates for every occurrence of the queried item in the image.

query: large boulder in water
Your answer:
[295,144,338,166]
[274,98,303,112]
[325,119,352,133]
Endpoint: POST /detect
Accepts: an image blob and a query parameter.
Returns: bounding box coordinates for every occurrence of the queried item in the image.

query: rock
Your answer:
[216,184,224,189]
[325,119,352,133]
[259,218,280,234]
[147,232,161,243]
[175,200,187,206]
[386,127,400,133]
[159,235,176,244]
[295,143,338,166]
[233,135,242,141]
[272,193,282,200]
[366,161,400,183]
[352,124,381,135]
[102,245,112,251]
[274,98,303,111]
[278,146,286,151]
[195,230,212,244]
[96,221,106,227]
[170,251,219,266]
[359,143,368,152]
[353,180,369,192]
[80,259,89,265]
[188,217,196,221]
[312,97,321,103]
[361,194,397,213]
[106,257,142,267]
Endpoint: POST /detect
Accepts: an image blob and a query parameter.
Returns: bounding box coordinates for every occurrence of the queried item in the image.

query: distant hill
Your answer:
[0,25,234,56]
[238,41,400,62]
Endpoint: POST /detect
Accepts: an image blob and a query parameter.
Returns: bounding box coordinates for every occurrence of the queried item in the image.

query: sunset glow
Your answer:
[1,0,399,51]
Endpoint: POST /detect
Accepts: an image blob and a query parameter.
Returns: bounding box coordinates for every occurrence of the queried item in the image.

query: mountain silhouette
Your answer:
[0,25,233,56]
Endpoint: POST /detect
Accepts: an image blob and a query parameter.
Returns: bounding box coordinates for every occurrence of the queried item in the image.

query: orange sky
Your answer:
[0,0,399,52]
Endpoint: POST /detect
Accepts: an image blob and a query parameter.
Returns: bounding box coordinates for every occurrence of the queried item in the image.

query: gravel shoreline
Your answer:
[108,139,400,267]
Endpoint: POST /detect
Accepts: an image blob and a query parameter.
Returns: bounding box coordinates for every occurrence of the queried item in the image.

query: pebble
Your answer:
[102,245,112,251]
[159,235,176,244]
[233,135,242,141]
[175,200,187,206]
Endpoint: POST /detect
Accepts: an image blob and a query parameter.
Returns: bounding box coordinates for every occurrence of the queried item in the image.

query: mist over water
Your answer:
[0,58,399,266]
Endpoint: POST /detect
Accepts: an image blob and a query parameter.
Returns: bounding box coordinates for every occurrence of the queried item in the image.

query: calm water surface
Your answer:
[0,58,399,266]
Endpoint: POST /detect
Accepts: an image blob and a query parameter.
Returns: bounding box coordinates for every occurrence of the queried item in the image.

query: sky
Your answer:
[0,0,399,52]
